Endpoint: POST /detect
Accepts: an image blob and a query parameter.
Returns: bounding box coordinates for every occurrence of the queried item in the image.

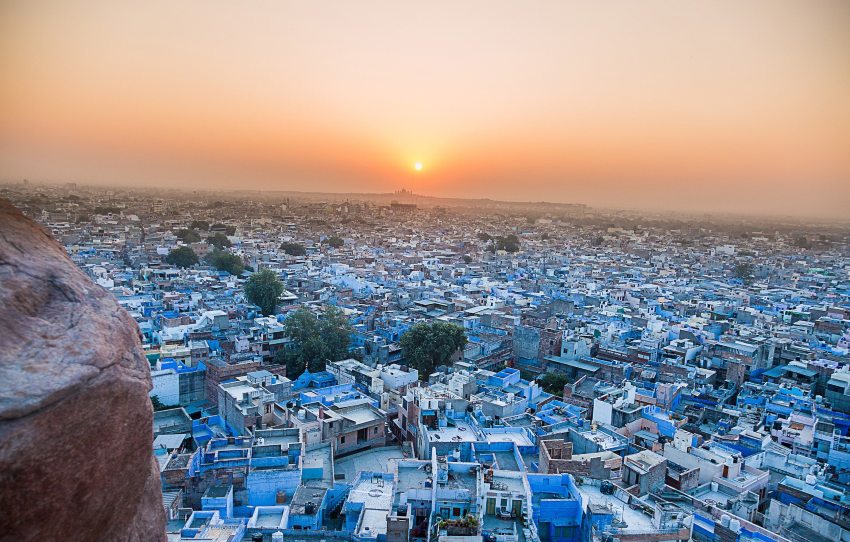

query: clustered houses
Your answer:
[6,182,850,542]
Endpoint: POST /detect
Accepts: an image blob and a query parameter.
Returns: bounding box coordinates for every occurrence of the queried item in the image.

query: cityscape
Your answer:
[1,1,848,542]
[1,180,849,542]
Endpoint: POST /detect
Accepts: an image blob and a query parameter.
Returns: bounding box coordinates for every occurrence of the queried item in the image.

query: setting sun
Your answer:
[414,162,423,172]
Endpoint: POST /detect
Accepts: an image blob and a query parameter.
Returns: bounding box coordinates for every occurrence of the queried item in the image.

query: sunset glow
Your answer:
[0,0,848,217]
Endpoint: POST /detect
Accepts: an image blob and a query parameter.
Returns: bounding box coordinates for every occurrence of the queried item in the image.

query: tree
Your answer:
[280,242,307,256]
[325,236,344,249]
[278,306,353,378]
[94,206,121,215]
[211,223,236,235]
[400,321,467,380]
[190,220,210,231]
[733,261,753,284]
[165,246,198,268]
[206,249,244,275]
[244,269,284,316]
[176,229,202,243]
[537,372,569,394]
[207,232,232,249]
[150,395,174,411]
[793,235,811,249]
[462,254,473,264]
[476,232,492,242]
[496,234,520,253]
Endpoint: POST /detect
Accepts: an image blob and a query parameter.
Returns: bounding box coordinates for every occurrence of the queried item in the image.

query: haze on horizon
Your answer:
[1,0,848,218]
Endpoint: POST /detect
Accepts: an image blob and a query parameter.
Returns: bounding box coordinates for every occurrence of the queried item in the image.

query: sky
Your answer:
[1,1,849,218]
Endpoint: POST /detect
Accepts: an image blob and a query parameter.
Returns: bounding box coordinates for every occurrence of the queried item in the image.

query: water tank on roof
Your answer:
[297,409,306,421]
[805,474,817,485]
[711,482,719,493]
[272,532,284,542]
[720,515,730,528]
[251,534,263,542]
[729,519,741,533]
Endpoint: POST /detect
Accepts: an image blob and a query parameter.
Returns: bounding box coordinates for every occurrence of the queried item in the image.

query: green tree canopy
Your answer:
[206,249,244,276]
[733,261,753,284]
[190,220,210,231]
[324,236,344,249]
[280,242,307,256]
[400,321,467,380]
[211,223,236,235]
[495,234,520,253]
[93,206,121,215]
[276,306,353,379]
[244,269,284,316]
[207,232,232,249]
[794,235,811,249]
[176,229,202,243]
[165,246,199,268]
[150,395,175,411]
[537,372,569,394]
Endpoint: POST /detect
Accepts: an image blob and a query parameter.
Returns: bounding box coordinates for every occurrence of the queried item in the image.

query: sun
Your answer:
[414,162,423,172]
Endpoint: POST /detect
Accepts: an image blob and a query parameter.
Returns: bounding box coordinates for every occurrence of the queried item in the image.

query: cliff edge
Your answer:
[0,199,167,541]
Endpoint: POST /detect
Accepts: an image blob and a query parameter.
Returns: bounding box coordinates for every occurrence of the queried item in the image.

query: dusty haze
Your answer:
[1,0,848,218]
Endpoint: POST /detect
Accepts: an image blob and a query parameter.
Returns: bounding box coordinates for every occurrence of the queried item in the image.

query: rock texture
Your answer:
[0,199,167,541]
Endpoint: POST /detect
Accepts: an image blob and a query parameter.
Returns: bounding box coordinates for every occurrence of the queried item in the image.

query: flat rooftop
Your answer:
[221,383,255,400]
[348,475,395,537]
[290,486,328,515]
[334,446,405,482]
[492,450,520,471]
[482,430,534,447]
[254,430,299,448]
[483,514,526,542]
[577,483,656,534]
[253,508,285,528]
[429,420,477,443]
[204,485,231,498]
[396,461,432,491]
[341,405,384,426]
[578,430,623,451]
[491,473,525,493]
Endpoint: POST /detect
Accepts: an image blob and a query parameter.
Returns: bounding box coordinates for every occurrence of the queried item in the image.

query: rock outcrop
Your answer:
[0,199,167,541]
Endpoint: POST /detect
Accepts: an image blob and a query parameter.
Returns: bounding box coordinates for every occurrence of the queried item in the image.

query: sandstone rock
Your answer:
[0,199,167,541]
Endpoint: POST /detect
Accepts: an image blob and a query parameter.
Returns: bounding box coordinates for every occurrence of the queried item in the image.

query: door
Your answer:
[486,498,496,515]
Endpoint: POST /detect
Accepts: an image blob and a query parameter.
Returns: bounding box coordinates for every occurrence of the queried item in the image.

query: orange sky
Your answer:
[1,0,848,217]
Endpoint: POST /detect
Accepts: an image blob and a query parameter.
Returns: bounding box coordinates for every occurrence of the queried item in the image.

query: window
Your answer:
[453,508,460,517]
[340,436,346,444]
[374,427,379,434]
